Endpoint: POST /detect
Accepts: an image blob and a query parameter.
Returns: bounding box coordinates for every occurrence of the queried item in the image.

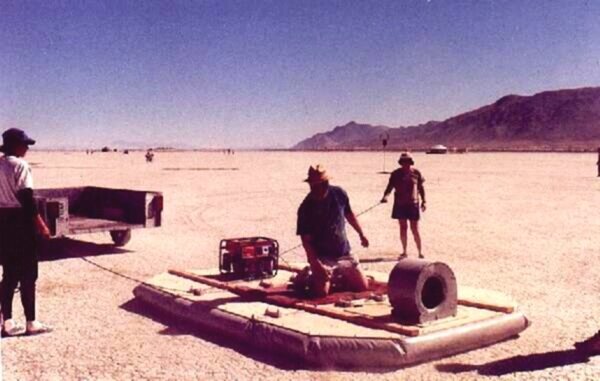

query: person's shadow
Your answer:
[436,348,592,376]
[38,237,131,261]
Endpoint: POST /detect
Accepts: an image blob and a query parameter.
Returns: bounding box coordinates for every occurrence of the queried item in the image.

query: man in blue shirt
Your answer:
[297,165,369,297]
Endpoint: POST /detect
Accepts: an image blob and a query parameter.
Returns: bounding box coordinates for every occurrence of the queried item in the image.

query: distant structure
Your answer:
[597,147,600,177]
[145,149,154,163]
[451,147,468,154]
[427,144,448,154]
[379,132,390,173]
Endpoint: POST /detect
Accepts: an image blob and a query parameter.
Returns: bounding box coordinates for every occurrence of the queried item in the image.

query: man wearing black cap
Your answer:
[0,128,51,336]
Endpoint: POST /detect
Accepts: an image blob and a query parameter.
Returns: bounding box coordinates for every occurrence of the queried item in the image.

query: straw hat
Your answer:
[398,152,414,165]
[304,164,330,184]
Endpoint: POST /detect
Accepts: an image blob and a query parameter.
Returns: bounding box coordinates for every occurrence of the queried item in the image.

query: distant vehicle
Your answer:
[427,144,448,154]
[34,187,163,246]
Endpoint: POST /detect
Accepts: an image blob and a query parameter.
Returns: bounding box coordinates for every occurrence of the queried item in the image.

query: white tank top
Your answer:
[0,155,34,208]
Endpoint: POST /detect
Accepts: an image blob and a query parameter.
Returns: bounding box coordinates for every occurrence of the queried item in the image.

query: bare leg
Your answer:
[309,275,330,298]
[339,266,369,292]
[410,220,423,258]
[399,220,408,256]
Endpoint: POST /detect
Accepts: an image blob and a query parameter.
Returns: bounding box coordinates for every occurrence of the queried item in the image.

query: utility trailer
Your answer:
[34,187,163,246]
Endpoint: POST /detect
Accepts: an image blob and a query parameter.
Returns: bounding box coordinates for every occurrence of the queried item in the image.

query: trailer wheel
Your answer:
[110,229,131,246]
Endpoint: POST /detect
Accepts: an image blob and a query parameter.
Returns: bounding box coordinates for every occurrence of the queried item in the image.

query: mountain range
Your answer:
[293,87,600,151]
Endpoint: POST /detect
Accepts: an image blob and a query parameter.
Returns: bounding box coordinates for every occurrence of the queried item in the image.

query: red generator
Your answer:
[219,237,279,280]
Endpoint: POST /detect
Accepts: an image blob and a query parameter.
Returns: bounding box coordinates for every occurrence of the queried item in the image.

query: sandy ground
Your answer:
[1,150,599,380]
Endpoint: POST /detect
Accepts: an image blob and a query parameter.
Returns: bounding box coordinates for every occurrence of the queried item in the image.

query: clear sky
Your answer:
[2,0,599,149]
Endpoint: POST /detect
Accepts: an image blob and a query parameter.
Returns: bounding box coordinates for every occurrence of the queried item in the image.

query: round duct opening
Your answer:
[421,276,445,309]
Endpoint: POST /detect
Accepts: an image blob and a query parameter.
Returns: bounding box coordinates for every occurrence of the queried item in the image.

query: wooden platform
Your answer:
[167,267,518,337]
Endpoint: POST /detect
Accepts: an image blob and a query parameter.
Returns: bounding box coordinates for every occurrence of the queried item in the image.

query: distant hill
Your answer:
[293,87,600,151]
[292,121,391,150]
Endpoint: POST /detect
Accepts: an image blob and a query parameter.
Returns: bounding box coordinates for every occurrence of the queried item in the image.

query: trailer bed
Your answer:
[67,216,144,235]
[35,186,162,246]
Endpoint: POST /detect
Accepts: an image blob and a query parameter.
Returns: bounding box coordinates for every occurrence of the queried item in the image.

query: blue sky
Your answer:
[1,1,599,148]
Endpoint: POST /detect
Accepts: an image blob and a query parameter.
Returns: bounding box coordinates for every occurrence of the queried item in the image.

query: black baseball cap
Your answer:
[1,128,36,150]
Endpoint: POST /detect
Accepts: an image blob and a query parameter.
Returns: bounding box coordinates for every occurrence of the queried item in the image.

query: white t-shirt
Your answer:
[0,155,34,208]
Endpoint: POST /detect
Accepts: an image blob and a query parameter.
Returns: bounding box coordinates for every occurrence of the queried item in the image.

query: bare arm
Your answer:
[301,235,329,279]
[35,214,51,238]
[418,181,426,211]
[345,211,369,247]
[381,175,394,202]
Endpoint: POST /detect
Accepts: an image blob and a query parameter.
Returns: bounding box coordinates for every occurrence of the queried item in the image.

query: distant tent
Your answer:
[427,144,448,154]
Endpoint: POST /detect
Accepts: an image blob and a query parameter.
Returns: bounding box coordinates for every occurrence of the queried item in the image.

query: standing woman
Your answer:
[0,128,51,336]
[380,152,426,259]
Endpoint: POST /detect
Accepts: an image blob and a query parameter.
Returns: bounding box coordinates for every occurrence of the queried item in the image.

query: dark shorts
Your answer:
[320,255,359,269]
[392,203,420,221]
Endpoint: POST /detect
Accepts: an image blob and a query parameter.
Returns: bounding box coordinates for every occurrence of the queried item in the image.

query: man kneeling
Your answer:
[296,165,369,298]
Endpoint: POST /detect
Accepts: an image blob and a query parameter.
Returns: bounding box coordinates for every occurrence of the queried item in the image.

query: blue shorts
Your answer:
[392,203,420,221]
[320,255,359,269]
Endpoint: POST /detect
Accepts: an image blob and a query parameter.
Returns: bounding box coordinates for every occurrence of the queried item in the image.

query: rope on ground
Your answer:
[80,257,197,295]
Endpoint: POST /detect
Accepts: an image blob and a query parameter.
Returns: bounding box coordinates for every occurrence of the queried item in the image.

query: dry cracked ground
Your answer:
[2,151,599,380]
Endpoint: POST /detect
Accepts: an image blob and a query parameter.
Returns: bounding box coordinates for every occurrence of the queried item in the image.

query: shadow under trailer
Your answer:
[34,186,163,246]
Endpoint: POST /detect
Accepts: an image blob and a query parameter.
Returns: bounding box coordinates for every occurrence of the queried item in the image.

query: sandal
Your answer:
[398,253,407,260]
[2,319,25,337]
[25,321,53,336]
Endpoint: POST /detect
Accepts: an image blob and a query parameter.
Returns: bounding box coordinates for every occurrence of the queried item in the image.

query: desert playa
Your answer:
[2,150,598,380]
